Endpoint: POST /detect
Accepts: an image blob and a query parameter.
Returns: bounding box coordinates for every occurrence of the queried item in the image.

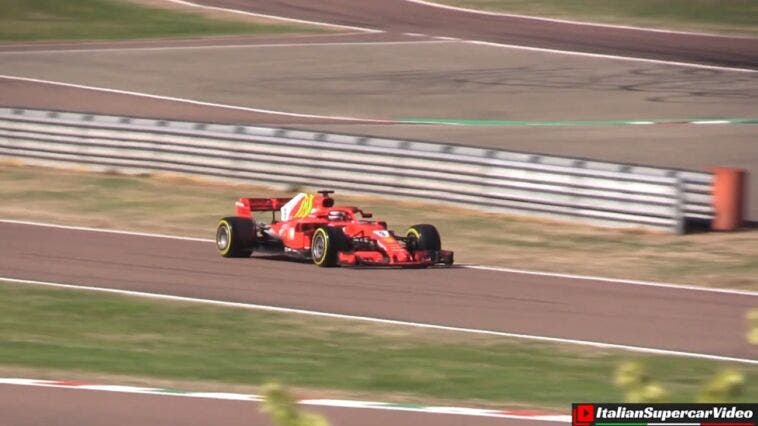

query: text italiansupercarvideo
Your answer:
[596,406,754,422]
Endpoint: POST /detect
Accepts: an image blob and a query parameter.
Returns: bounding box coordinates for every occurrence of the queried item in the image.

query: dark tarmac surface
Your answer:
[1,222,754,360]
[0,385,550,426]
[196,0,758,69]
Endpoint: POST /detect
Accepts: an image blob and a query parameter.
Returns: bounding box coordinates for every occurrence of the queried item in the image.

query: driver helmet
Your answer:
[328,210,346,221]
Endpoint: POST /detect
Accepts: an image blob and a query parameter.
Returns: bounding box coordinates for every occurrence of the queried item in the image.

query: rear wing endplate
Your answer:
[235,197,291,217]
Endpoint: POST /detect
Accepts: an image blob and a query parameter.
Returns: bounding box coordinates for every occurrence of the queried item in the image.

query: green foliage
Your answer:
[625,384,669,403]
[613,361,669,402]
[613,361,646,389]
[749,309,758,345]
[261,383,330,426]
[697,369,745,402]
[614,361,747,402]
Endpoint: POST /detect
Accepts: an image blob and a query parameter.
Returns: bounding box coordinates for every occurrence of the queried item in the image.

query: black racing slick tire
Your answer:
[216,217,255,258]
[406,224,441,252]
[311,226,346,267]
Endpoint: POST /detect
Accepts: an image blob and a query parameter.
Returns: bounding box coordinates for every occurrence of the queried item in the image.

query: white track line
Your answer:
[164,0,754,72]
[0,219,213,243]
[146,0,755,73]
[0,378,570,422]
[403,0,757,39]
[166,0,758,73]
[0,30,376,50]
[0,40,451,55]
[0,74,392,123]
[463,265,758,297]
[165,0,381,33]
[1,218,755,297]
[1,276,755,365]
[465,40,756,73]
[0,379,261,401]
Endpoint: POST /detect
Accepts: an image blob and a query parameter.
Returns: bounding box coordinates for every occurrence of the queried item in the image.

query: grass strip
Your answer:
[1,282,755,407]
[1,164,756,290]
[431,0,758,35]
[0,0,318,42]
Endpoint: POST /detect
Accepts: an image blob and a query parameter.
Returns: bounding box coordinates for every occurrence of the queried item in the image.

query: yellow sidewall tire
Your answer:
[218,220,233,257]
[313,228,330,266]
[217,217,254,258]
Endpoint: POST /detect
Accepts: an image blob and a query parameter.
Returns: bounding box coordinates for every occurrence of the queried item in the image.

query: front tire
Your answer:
[311,227,346,267]
[216,217,255,258]
[406,224,441,252]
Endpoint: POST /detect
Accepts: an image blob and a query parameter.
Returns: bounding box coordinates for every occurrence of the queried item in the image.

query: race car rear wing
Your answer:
[235,197,292,218]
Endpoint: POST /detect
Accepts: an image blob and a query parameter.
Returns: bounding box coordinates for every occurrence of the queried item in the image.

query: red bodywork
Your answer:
[234,193,453,267]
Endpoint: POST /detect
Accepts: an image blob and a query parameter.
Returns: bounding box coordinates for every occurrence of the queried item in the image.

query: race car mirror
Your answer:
[355,208,372,218]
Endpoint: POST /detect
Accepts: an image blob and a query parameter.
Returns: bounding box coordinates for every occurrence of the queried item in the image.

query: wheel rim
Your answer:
[216,225,230,251]
[312,232,325,260]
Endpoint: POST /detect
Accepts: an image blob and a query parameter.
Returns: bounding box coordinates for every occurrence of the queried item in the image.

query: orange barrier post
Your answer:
[711,167,747,231]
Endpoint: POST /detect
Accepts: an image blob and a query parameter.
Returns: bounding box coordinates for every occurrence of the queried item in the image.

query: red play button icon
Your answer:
[575,404,595,423]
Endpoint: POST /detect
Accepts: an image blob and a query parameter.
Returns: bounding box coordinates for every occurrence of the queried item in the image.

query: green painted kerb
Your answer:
[397,118,758,127]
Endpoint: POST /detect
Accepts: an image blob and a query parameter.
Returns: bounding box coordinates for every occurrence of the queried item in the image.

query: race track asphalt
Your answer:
[1,222,755,360]
[196,0,758,69]
[0,385,546,426]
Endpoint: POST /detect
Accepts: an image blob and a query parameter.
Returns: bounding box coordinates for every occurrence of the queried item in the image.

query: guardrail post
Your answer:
[674,174,685,235]
[711,167,747,231]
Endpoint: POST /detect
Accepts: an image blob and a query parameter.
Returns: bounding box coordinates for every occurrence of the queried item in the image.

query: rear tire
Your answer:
[216,217,255,258]
[311,226,346,267]
[406,224,441,252]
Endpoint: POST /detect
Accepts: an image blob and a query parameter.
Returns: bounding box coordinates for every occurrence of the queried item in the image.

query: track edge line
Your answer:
[1,275,756,365]
[1,218,755,297]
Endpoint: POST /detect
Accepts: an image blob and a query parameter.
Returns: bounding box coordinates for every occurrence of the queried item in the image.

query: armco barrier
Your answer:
[0,108,714,233]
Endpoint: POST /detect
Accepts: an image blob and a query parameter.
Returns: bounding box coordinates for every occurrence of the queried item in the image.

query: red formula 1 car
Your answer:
[215,190,453,267]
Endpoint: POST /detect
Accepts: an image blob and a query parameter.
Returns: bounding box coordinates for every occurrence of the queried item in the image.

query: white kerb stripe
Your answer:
[0,378,570,421]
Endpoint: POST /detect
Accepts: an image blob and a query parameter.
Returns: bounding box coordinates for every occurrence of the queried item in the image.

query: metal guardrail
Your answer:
[0,107,714,233]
